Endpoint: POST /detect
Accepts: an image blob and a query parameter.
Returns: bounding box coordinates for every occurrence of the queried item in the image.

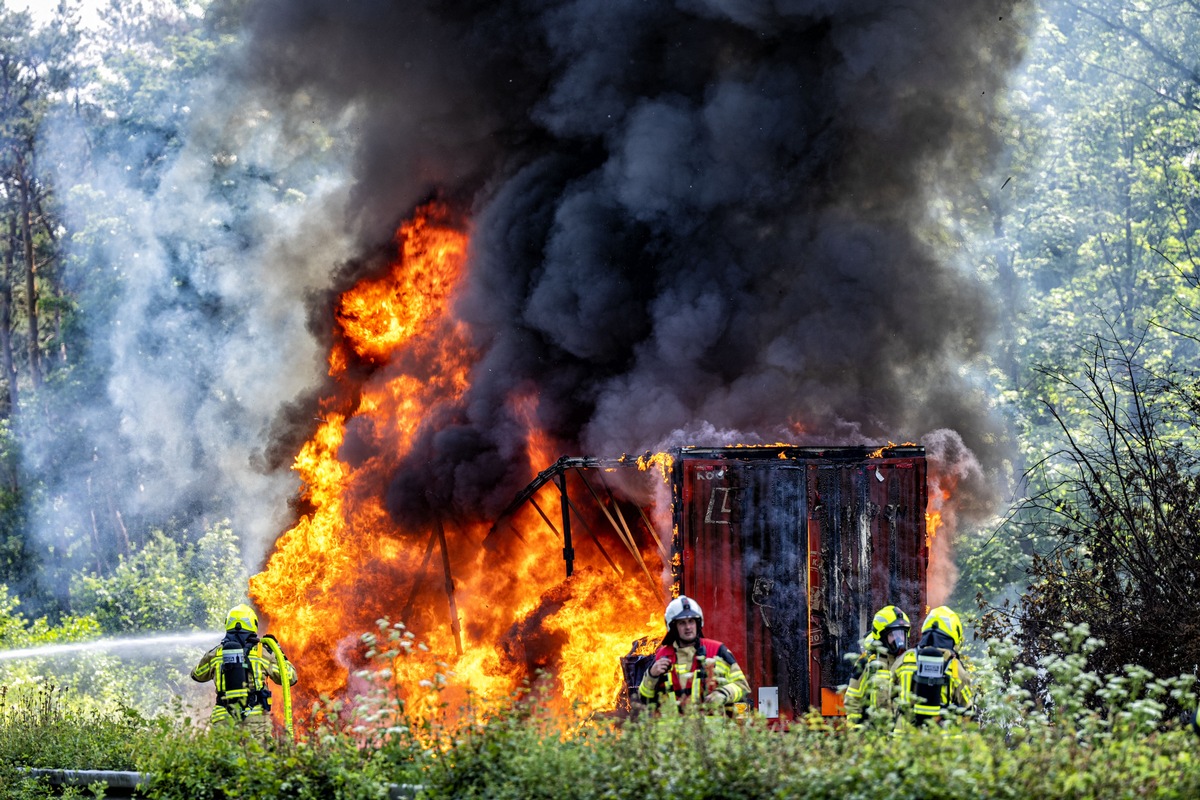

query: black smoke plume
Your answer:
[234,0,1030,526]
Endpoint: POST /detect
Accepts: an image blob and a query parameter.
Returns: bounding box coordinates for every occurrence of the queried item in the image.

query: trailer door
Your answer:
[678,457,810,720]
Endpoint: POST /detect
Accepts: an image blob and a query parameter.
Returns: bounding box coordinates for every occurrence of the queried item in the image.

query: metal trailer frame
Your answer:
[486,444,928,720]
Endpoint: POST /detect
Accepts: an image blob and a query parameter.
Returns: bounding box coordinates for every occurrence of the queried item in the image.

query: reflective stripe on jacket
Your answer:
[638,638,749,707]
[842,642,906,726]
[894,646,973,722]
[191,640,297,722]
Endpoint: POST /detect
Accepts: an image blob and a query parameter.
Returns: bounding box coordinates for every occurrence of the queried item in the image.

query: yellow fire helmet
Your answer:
[870,605,911,638]
[225,603,259,634]
[921,606,963,649]
[871,605,911,654]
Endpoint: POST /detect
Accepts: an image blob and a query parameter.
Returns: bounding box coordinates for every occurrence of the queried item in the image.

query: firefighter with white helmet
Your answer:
[191,603,298,738]
[894,605,973,725]
[842,604,911,728]
[638,595,750,712]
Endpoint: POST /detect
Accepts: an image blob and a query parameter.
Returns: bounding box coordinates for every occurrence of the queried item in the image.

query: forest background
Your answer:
[0,0,1195,723]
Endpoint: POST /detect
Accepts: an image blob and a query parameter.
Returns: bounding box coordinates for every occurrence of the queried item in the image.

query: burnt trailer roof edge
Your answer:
[487,444,926,536]
[673,444,925,461]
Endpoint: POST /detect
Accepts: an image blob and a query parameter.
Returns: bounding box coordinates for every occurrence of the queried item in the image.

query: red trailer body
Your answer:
[671,445,928,719]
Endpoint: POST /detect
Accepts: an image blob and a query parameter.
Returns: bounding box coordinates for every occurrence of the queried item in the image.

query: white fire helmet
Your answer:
[664,595,704,629]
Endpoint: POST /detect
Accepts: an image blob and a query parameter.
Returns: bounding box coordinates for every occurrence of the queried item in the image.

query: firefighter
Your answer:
[842,604,911,728]
[638,595,750,713]
[191,603,298,738]
[895,605,973,726]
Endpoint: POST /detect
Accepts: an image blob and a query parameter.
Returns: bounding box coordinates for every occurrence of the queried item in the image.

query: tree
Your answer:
[956,0,1200,614]
[0,5,80,395]
[980,329,1200,680]
[6,0,244,607]
[70,520,247,634]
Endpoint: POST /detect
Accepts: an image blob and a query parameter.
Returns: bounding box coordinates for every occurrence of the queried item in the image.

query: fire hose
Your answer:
[261,635,294,741]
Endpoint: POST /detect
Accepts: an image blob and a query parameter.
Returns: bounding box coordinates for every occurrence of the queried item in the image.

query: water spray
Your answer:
[0,631,222,662]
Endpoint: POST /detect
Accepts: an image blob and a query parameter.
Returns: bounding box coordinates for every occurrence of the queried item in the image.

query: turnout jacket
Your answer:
[638,637,750,708]
[894,645,973,724]
[191,636,298,724]
[842,638,906,727]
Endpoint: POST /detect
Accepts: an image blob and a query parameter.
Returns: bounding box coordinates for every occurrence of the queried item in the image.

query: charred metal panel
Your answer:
[677,458,751,670]
[812,454,927,704]
[674,446,926,720]
[676,456,809,716]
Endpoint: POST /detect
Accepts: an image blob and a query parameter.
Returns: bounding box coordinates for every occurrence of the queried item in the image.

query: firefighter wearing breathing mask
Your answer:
[842,604,911,728]
[895,605,974,726]
[191,603,298,737]
[638,595,750,713]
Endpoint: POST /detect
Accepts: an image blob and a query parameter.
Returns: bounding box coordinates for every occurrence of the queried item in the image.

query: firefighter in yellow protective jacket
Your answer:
[895,605,973,725]
[842,605,911,728]
[638,595,750,713]
[191,603,298,737]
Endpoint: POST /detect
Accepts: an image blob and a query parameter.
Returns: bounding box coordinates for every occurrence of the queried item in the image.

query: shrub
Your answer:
[141,725,390,800]
[5,620,1200,799]
[70,522,247,635]
[0,683,160,771]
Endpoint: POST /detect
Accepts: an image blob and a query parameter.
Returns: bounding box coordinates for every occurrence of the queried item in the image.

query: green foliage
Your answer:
[0,583,101,649]
[975,624,1198,743]
[0,581,203,720]
[979,334,1200,682]
[0,521,244,722]
[2,621,1199,799]
[70,520,247,634]
[408,625,1200,798]
[142,726,390,800]
[413,702,1200,800]
[0,682,161,800]
[0,683,159,771]
[84,3,233,188]
[0,420,29,589]
[0,584,26,646]
[966,0,1200,618]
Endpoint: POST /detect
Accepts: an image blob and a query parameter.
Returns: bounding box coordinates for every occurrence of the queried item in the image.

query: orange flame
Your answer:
[636,451,673,479]
[250,202,663,732]
[925,496,948,548]
[924,469,958,608]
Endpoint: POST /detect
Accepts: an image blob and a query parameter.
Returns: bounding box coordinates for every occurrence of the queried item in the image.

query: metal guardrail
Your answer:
[19,769,145,797]
[18,769,422,798]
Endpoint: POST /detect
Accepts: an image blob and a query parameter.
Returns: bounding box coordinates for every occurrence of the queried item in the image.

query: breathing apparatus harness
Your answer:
[215,630,295,740]
[215,629,268,716]
[911,628,959,718]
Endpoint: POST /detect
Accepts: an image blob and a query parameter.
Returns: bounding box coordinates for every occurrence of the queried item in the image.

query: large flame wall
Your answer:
[249,204,664,725]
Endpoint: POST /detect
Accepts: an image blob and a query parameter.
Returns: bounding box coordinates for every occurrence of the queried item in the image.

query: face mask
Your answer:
[920,629,957,651]
[884,628,908,654]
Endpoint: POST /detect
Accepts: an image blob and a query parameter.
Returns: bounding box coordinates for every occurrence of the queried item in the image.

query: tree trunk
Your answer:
[16,153,41,389]
[0,216,18,415]
[34,194,67,363]
[991,195,1020,384]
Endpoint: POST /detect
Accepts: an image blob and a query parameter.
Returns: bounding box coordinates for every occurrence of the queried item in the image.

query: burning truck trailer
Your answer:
[490,443,928,723]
